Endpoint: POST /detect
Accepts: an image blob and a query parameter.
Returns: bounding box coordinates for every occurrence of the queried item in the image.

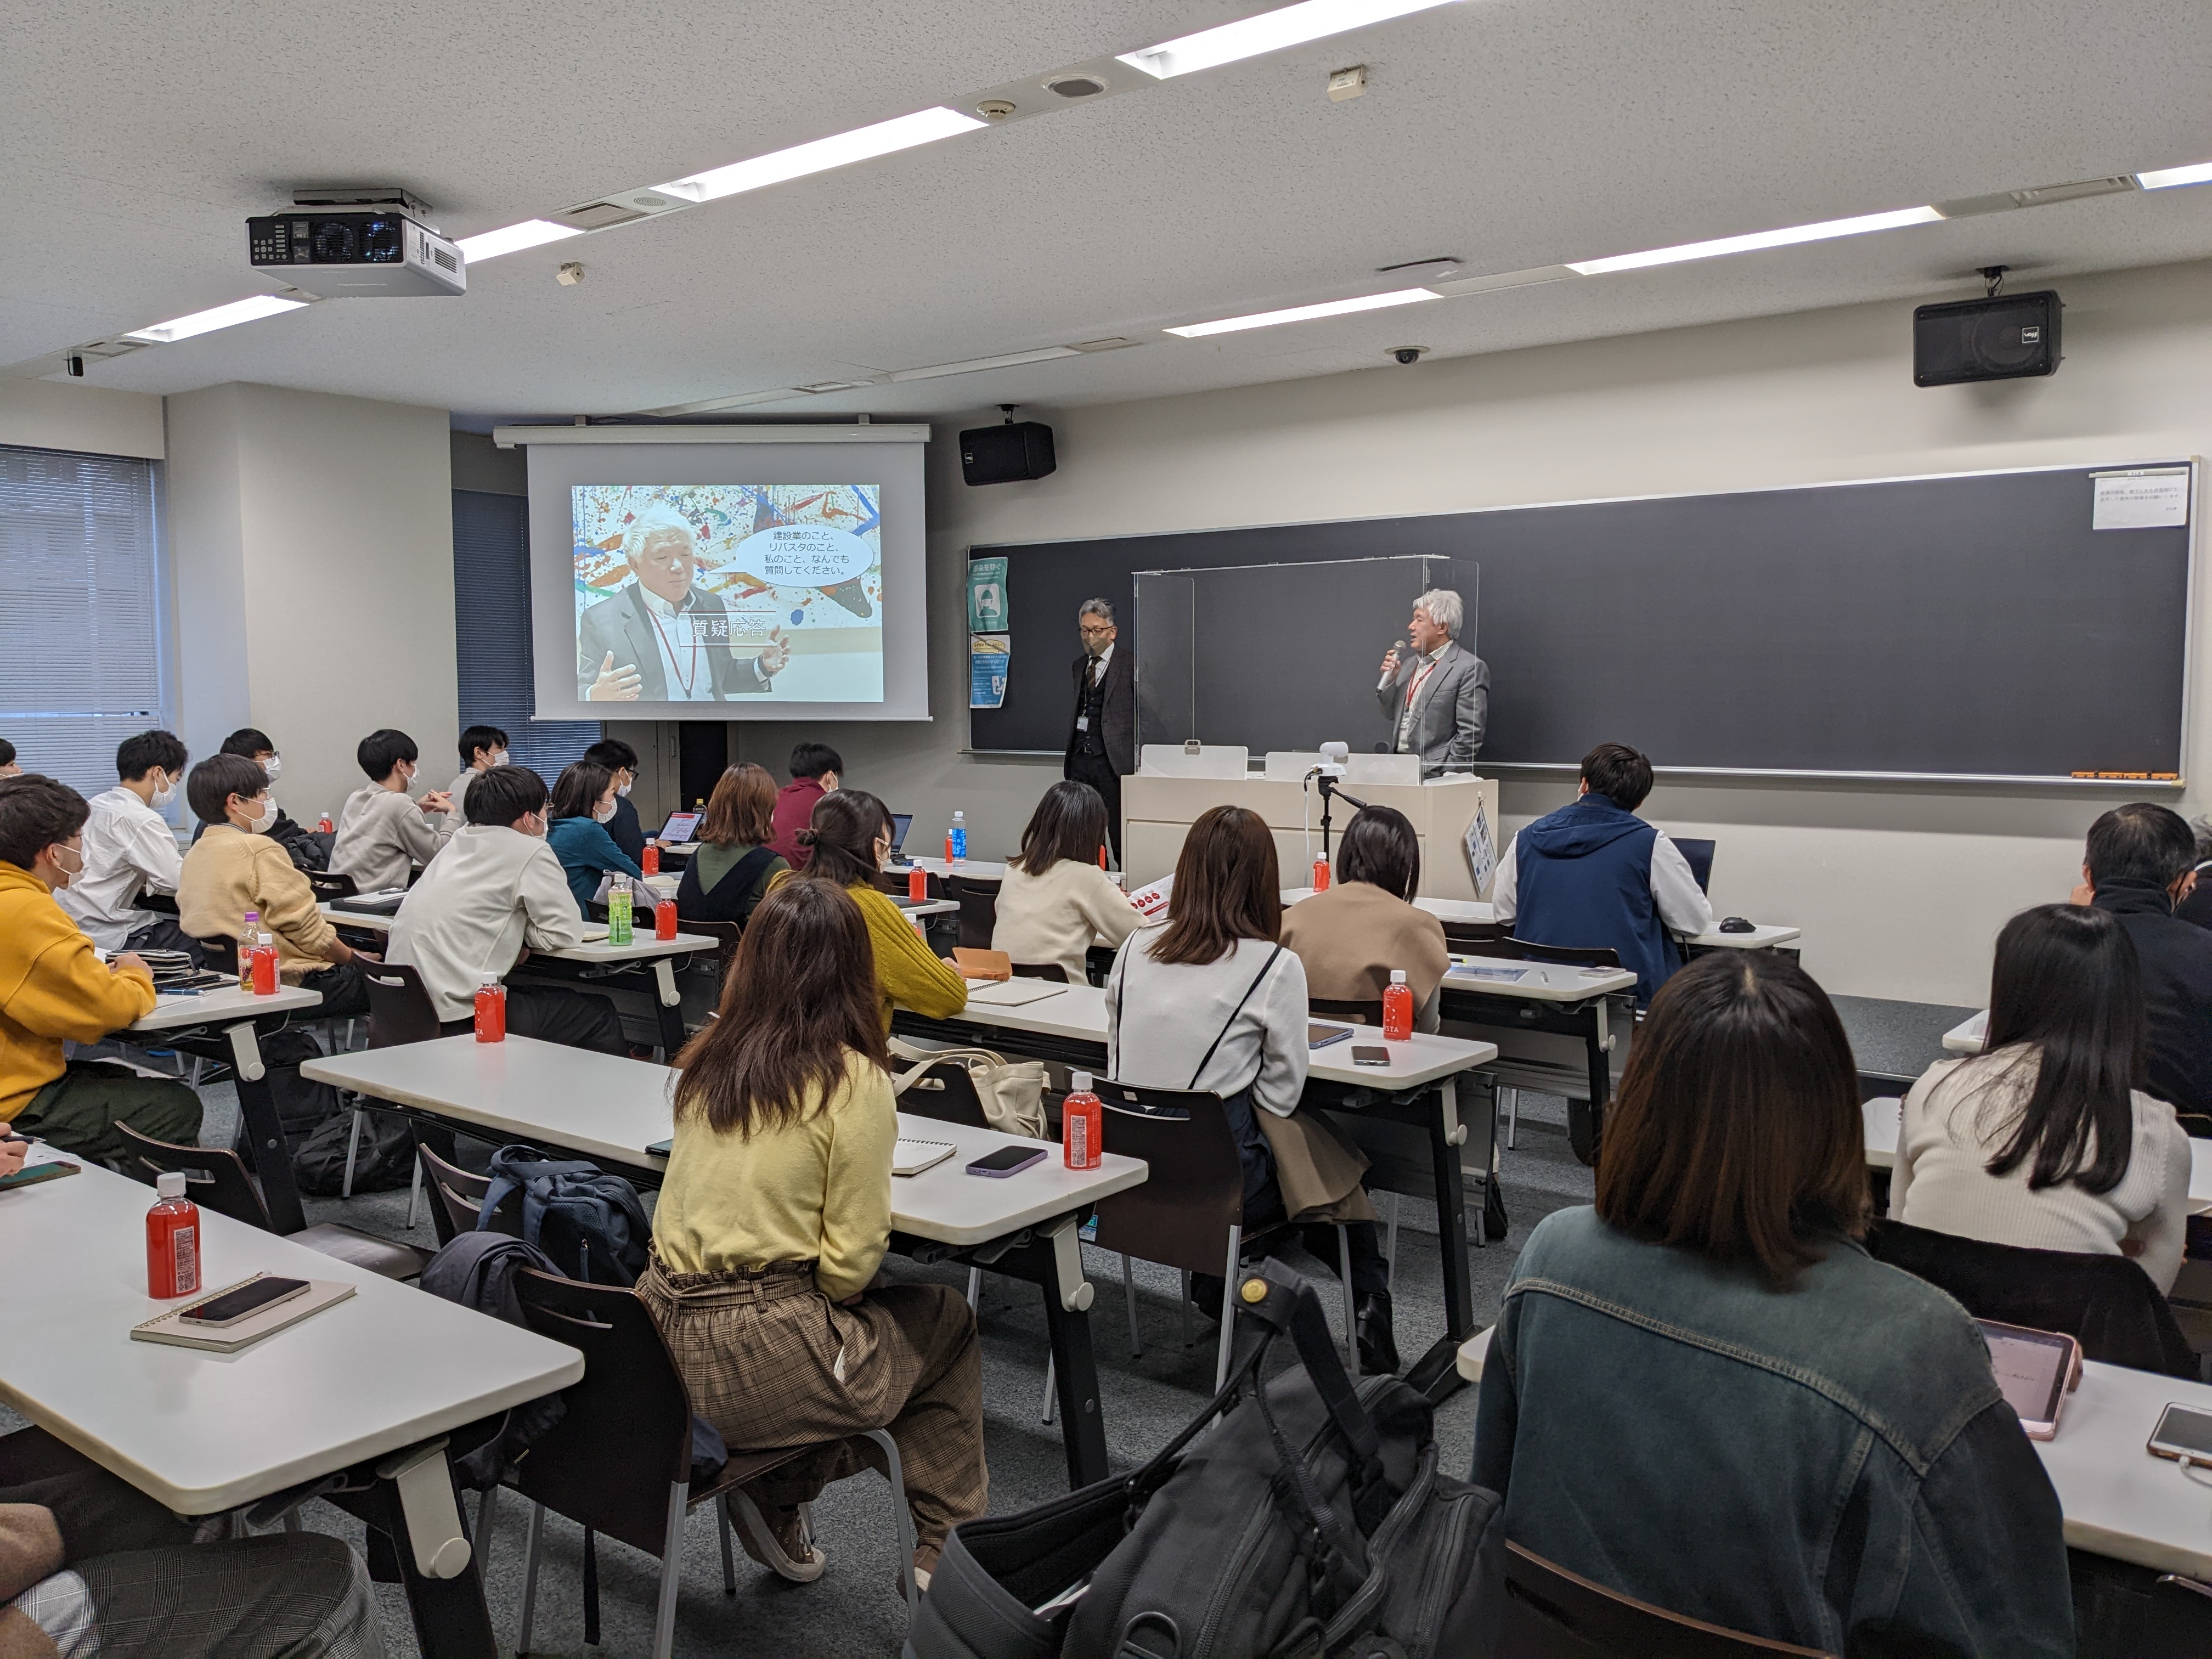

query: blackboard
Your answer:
[967,462,2194,782]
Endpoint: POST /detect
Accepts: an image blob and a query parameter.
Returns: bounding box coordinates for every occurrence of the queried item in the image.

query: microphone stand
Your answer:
[1314,772,1370,862]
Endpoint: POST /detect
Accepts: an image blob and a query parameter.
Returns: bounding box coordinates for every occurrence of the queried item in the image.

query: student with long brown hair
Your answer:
[1473,951,2071,1656]
[1105,805,1400,1372]
[674,761,789,927]
[640,879,985,1591]
[991,780,1141,981]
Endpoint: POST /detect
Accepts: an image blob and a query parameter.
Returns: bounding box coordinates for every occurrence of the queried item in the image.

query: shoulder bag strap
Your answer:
[1188,944,1284,1092]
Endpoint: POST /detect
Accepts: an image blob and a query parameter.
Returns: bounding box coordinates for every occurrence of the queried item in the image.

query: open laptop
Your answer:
[656,810,702,845]
[1673,837,1716,894]
[885,812,915,864]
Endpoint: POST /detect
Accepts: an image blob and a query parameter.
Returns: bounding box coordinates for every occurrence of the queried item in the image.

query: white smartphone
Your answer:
[2148,1402,2212,1465]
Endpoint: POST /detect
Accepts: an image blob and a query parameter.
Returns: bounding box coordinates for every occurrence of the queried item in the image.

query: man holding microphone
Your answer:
[1376,589,1488,774]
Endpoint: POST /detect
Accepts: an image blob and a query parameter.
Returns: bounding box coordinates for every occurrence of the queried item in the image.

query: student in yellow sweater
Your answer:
[768,789,967,1030]
[0,775,201,1162]
[641,878,984,1593]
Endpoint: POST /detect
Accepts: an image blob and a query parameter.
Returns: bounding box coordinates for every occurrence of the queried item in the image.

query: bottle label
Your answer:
[1068,1115,1088,1166]
[173,1226,198,1295]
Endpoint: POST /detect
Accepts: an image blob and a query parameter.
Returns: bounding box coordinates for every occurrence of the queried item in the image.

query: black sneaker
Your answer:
[1356,1294,1401,1376]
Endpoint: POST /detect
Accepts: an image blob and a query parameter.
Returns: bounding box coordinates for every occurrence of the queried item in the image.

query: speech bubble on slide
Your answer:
[737,524,874,586]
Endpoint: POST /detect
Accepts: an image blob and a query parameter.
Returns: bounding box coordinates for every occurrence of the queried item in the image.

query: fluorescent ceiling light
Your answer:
[890,346,1080,381]
[1566,205,1942,274]
[657,106,986,204]
[1166,287,1436,337]
[123,294,308,343]
[456,219,584,262]
[2137,160,2212,190]
[1120,0,1461,78]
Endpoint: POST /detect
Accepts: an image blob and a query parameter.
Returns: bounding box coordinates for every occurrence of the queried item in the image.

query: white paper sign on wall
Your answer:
[2091,469,2191,531]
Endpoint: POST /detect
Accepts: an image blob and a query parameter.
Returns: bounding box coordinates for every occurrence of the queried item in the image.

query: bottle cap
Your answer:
[1391,969,1407,983]
[481,974,501,988]
[243,910,259,922]
[1071,1071,1093,1092]
[156,1171,187,1199]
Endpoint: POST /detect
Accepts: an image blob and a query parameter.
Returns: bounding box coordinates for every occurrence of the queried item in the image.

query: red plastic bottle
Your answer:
[1383,969,1414,1042]
[474,977,506,1042]
[1312,855,1331,893]
[642,843,660,876]
[909,867,928,902]
[1062,1071,1103,1170]
[316,810,334,834]
[654,898,679,940]
[146,1171,201,1298]
[249,934,278,996]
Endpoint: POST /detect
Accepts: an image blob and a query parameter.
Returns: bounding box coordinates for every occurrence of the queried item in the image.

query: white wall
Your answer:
[737,257,2212,1006]
[166,384,456,828]
[0,377,163,460]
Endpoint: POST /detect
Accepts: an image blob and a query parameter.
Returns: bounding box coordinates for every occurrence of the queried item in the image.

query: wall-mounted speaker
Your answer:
[960,420,1057,485]
[1913,290,2062,386]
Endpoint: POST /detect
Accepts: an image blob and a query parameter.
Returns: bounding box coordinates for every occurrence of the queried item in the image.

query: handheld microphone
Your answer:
[1378,638,1407,692]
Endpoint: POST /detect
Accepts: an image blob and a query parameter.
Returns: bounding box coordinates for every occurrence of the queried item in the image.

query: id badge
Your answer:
[1075,715,1090,731]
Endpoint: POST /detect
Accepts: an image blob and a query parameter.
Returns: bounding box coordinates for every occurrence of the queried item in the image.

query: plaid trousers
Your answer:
[639,1255,987,1561]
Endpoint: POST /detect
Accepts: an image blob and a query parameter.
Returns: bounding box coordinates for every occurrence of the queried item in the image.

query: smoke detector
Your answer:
[1046,74,1109,98]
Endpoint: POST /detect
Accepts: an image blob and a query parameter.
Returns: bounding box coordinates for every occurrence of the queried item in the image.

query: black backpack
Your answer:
[906,1261,1504,1659]
[476,1146,651,1285]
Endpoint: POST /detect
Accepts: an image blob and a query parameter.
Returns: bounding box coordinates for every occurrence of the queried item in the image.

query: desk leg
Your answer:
[330,1448,495,1659]
[1568,1005,1612,1167]
[651,958,686,1057]
[1404,1076,1480,1405]
[227,1023,306,1235]
[1041,1285,1109,1488]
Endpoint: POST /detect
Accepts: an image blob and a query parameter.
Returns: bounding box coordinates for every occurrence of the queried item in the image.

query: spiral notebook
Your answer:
[893,1139,957,1177]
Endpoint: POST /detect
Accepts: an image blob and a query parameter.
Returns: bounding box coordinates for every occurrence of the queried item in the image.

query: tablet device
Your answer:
[889,812,913,853]
[657,811,702,845]
[1978,1319,2079,1439]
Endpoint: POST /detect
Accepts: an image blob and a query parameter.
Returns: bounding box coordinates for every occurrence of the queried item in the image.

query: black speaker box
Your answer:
[1913,290,2062,386]
[960,420,1056,485]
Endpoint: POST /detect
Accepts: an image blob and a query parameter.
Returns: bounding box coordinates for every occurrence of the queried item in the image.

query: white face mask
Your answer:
[149,771,177,810]
[244,796,277,834]
[490,749,510,768]
[262,753,283,783]
[617,778,633,798]
[592,799,617,824]
[47,843,83,889]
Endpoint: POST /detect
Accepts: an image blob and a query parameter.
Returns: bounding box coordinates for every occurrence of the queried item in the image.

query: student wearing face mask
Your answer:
[436,724,510,845]
[583,738,650,864]
[187,729,332,873]
[0,774,204,1162]
[179,757,377,1017]
[547,760,647,915]
[55,730,191,954]
[330,729,452,893]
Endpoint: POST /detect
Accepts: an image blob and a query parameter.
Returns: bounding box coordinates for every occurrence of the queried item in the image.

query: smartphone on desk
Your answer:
[2148,1403,2212,1464]
[179,1276,311,1329]
[966,1146,1048,1179]
[1351,1045,1392,1068]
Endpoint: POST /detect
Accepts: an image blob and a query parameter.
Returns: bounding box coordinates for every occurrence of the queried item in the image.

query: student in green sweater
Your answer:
[675,762,788,927]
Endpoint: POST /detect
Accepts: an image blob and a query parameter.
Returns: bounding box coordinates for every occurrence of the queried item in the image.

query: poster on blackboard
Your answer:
[967,556,1009,633]
[970,635,1009,709]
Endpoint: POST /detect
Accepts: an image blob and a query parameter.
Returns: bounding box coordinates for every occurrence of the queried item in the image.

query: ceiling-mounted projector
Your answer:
[246,187,464,297]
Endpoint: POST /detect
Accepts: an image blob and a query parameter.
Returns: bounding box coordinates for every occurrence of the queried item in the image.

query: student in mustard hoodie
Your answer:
[0,774,201,1163]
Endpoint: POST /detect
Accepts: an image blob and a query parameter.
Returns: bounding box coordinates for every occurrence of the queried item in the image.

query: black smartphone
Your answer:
[178,1276,311,1328]
[966,1146,1048,1178]
[1351,1046,1392,1067]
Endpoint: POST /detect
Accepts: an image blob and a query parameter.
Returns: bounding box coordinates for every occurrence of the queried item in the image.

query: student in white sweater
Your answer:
[435,723,509,844]
[331,729,451,892]
[1892,903,2192,1293]
[991,781,1141,983]
[385,765,626,1053]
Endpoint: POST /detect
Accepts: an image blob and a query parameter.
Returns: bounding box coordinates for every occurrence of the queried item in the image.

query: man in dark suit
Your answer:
[577,506,789,702]
[1065,598,1135,864]
[2080,802,2212,1125]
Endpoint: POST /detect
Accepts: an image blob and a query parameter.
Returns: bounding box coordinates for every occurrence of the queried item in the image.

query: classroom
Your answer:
[4,3,2211,1655]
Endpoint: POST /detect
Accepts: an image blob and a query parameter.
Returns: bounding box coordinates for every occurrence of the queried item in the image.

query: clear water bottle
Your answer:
[237,910,261,990]
[949,810,968,864]
[607,877,634,946]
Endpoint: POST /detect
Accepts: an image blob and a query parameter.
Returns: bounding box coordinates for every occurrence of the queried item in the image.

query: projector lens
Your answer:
[310,219,358,262]
[361,217,403,262]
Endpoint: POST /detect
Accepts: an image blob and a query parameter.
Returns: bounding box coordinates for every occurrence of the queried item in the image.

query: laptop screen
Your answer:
[889,812,913,852]
[1673,837,1716,894]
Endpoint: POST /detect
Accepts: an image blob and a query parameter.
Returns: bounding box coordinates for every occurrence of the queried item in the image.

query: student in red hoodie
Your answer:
[768,743,841,870]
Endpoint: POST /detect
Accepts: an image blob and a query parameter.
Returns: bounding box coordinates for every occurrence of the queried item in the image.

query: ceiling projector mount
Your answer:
[246,186,465,297]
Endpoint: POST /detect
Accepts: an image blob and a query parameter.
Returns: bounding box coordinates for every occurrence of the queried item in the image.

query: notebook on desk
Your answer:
[893,1138,957,1176]
[962,978,1067,1008]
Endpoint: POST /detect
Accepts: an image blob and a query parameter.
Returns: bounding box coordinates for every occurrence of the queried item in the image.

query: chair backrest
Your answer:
[1011,961,1068,982]
[673,917,744,984]
[1087,1081,1247,1273]
[416,1143,522,1246]
[362,962,444,1048]
[114,1124,275,1232]
[874,868,942,901]
[1465,936,1624,970]
[941,873,1002,952]
[1502,1543,1837,1658]
[510,1269,696,1556]
[1310,997,1384,1026]
[1865,1218,2198,1378]
[1440,919,1509,950]
[306,868,359,901]
[893,1058,994,1130]
[196,934,240,974]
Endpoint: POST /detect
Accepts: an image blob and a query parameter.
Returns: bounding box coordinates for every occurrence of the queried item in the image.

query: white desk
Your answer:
[301,1035,1146,1487]
[904,855,1010,880]
[1945,1011,1989,1054]
[1284,889,1801,953]
[1445,956,1639,1004]
[1862,1096,2212,1213]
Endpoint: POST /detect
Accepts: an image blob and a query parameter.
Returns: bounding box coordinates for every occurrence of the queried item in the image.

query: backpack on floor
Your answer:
[293,1105,417,1195]
[477,1146,651,1285]
[230,1026,349,1175]
[906,1260,1505,1659]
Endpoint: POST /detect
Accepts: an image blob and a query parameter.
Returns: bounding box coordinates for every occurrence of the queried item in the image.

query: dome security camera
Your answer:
[1389,346,1428,365]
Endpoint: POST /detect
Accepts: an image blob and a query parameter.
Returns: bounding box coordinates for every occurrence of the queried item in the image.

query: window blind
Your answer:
[452,488,599,783]
[0,445,168,797]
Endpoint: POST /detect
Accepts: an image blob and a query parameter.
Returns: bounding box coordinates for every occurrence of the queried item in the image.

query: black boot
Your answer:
[1356,1294,1400,1375]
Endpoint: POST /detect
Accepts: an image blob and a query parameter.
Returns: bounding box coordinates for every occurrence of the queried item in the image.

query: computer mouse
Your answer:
[1718,916,1755,934]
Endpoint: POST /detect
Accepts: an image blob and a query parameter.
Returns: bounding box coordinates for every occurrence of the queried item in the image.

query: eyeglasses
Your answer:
[1078,625,1115,637]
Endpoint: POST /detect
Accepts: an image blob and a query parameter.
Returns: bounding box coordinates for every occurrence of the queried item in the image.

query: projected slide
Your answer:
[572,483,883,703]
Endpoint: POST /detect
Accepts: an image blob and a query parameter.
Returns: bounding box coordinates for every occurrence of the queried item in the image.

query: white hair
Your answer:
[1078,597,1116,625]
[1414,588,1463,636]
[623,504,697,563]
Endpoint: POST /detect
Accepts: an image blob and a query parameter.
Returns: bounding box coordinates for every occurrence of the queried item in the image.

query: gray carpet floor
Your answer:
[15,1070,1595,1658]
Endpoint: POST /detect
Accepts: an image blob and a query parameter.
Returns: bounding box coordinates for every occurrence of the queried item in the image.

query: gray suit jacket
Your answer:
[1065,650,1136,776]
[1376,639,1489,770]
[576,583,773,701]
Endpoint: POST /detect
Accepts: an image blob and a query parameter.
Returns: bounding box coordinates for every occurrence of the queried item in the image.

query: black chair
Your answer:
[1441,919,1510,951]
[1866,1219,2199,1379]
[416,1143,522,1247]
[1466,937,1624,970]
[115,1125,428,1280]
[1501,1542,1838,1657]
[363,962,442,1047]
[508,1269,919,1658]
[940,873,1001,952]
[673,917,743,986]
[893,1057,993,1131]
[1310,996,1385,1025]
[876,868,941,901]
[1009,961,1068,982]
[306,869,359,901]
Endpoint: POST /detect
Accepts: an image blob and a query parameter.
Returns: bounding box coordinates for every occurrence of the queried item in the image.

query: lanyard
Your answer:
[646,602,702,695]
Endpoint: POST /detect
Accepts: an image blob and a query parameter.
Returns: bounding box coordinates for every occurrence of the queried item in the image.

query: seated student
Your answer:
[2078,802,2212,1120]
[436,724,509,844]
[1491,740,1712,1003]
[545,760,645,915]
[386,765,626,1053]
[1474,951,2072,1656]
[770,791,966,1029]
[641,879,985,1588]
[1,1427,387,1659]
[0,739,18,777]
[1892,903,2191,1292]
[330,730,450,893]
[1280,804,1451,1032]
[2174,813,2212,932]
[990,781,1141,984]
[675,763,789,927]
[1105,805,1400,1373]
[582,737,650,864]
[189,729,329,872]
[768,742,842,869]
[0,775,202,1163]
[179,757,374,1018]
[54,729,189,954]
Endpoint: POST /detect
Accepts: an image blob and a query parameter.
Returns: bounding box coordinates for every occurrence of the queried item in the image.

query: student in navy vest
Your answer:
[1492,742,1713,1004]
